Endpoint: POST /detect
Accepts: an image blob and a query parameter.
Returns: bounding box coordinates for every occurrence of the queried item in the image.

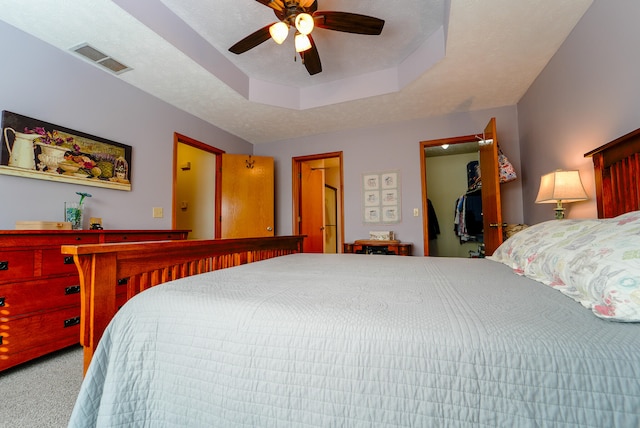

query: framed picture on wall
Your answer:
[0,110,132,191]
[362,170,401,224]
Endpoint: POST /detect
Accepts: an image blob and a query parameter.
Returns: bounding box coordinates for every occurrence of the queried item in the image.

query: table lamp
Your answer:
[535,170,588,219]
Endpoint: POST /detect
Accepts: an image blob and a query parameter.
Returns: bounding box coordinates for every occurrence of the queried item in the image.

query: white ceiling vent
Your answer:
[71,43,132,75]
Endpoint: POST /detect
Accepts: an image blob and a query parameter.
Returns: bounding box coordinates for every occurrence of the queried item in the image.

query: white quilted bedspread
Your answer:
[68,254,640,427]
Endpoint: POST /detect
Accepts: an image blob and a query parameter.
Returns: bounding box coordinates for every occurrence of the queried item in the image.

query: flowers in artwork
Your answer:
[24,126,78,150]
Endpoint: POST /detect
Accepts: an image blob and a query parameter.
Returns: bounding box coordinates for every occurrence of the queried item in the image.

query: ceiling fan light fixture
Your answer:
[295,33,312,53]
[294,13,314,35]
[269,22,289,44]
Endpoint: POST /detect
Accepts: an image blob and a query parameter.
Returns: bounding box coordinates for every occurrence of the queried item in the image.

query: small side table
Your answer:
[343,240,412,256]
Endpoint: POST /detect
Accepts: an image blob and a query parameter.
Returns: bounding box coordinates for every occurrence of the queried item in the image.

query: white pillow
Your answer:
[524,211,640,321]
[488,219,603,273]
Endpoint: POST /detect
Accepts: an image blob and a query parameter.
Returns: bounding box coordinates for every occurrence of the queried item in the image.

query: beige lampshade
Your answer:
[269,22,289,44]
[535,170,588,203]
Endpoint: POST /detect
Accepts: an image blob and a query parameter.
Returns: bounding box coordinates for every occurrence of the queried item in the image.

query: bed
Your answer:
[64,131,640,427]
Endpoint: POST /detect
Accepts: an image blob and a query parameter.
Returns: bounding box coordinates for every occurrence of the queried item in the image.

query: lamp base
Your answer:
[554,201,565,219]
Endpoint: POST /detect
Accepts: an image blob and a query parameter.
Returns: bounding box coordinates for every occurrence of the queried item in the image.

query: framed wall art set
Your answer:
[362,170,401,224]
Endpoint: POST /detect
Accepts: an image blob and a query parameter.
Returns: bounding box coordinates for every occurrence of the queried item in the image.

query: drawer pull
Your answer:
[0,297,5,307]
[63,256,74,265]
[0,261,7,270]
[64,316,81,328]
[118,278,129,286]
[65,285,81,295]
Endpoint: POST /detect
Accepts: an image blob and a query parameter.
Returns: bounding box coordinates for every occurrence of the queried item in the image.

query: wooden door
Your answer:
[300,162,325,252]
[220,154,274,238]
[478,118,503,255]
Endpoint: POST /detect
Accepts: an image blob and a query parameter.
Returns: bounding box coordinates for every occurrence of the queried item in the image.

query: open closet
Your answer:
[419,118,504,257]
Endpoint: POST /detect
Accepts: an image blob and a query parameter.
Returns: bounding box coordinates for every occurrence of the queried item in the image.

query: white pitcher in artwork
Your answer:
[3,127,38,170]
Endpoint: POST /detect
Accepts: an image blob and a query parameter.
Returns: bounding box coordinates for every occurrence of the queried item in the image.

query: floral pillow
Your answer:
[523,211,640,321]
[488,218,603,273]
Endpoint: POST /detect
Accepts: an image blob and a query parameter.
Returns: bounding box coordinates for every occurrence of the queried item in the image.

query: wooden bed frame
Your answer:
[61,235,304,373]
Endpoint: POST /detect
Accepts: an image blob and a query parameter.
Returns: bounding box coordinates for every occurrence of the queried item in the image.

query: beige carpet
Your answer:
[0,345,83,428]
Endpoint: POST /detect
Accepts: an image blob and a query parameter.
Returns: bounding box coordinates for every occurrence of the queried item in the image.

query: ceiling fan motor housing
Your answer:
[276,0,313,23]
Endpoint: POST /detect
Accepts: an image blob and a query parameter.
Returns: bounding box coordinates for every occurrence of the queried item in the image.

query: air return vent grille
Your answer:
[71,43,132,75]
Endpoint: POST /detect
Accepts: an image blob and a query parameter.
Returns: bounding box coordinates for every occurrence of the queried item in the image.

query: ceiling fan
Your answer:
[228,0,385,75]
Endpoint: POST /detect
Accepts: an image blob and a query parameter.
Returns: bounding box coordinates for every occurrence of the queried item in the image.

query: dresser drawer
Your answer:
[41,248,81,276]
[0,250,35,283]
[101,232,186,243]
[0,276,81,317]
[0,305,80,371]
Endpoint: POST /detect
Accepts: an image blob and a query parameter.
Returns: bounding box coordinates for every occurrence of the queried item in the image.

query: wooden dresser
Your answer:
[0,229,189,371]
[343,240,412,256]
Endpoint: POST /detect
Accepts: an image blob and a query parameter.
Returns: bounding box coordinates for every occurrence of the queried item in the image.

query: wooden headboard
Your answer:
[585,128,640,218]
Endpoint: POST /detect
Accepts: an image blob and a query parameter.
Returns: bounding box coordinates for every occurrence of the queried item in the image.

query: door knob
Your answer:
[489,223,507,228]
[266,226,273,231]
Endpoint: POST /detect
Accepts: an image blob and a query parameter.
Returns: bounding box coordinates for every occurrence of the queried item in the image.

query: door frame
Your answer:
[292,152,345,252]
[419,119,503,257]
[420,134,479,255]
[173,133,224,238]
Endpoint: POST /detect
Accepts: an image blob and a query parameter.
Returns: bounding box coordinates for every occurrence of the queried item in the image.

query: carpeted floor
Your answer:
[0,345,83,428]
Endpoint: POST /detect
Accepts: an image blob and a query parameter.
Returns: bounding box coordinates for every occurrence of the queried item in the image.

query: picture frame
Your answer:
[362,170,401,224]
[0,110,132,191]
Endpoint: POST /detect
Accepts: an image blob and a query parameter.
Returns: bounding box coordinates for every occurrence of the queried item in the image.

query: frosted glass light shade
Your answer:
[269,22,289,44]
[295,13,314,35]
[295,33,312,52]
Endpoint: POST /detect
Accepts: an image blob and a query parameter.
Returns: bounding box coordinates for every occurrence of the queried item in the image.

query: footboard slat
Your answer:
[62,236,304,374]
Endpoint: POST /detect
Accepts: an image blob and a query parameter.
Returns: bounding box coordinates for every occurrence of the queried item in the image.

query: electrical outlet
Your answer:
[413,208,419,217]
[152,207,163,218]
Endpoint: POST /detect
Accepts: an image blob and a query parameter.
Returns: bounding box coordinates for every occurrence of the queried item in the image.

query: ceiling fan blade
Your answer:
[300,0,318,13]
[299,34,322,75]
[229,24,274,54]
[313,11,385,35]
[255,0,284,12]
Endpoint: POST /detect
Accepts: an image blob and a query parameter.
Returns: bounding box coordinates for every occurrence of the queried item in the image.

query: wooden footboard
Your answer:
[61,235,304,374]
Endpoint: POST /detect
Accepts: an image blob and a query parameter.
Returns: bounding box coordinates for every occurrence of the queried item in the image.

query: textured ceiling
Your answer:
[0,0,593,144]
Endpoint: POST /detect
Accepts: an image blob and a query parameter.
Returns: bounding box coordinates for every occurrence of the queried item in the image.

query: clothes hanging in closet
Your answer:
[427,199,440,240]
[454,189,483,242]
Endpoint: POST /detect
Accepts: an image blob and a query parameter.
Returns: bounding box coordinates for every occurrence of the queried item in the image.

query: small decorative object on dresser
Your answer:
[64,192,92,230]
[369,231,394,240]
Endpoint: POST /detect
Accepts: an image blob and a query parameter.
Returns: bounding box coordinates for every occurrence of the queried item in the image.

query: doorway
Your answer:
[419,118,503,257]
[292,152,344,253]
[173,133,223,239]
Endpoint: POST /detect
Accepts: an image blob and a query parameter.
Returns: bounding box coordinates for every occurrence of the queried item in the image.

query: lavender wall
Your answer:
[0,22,251,230]
[0,19,528,255]
[255,106,524,256]
[517,1,640,224]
